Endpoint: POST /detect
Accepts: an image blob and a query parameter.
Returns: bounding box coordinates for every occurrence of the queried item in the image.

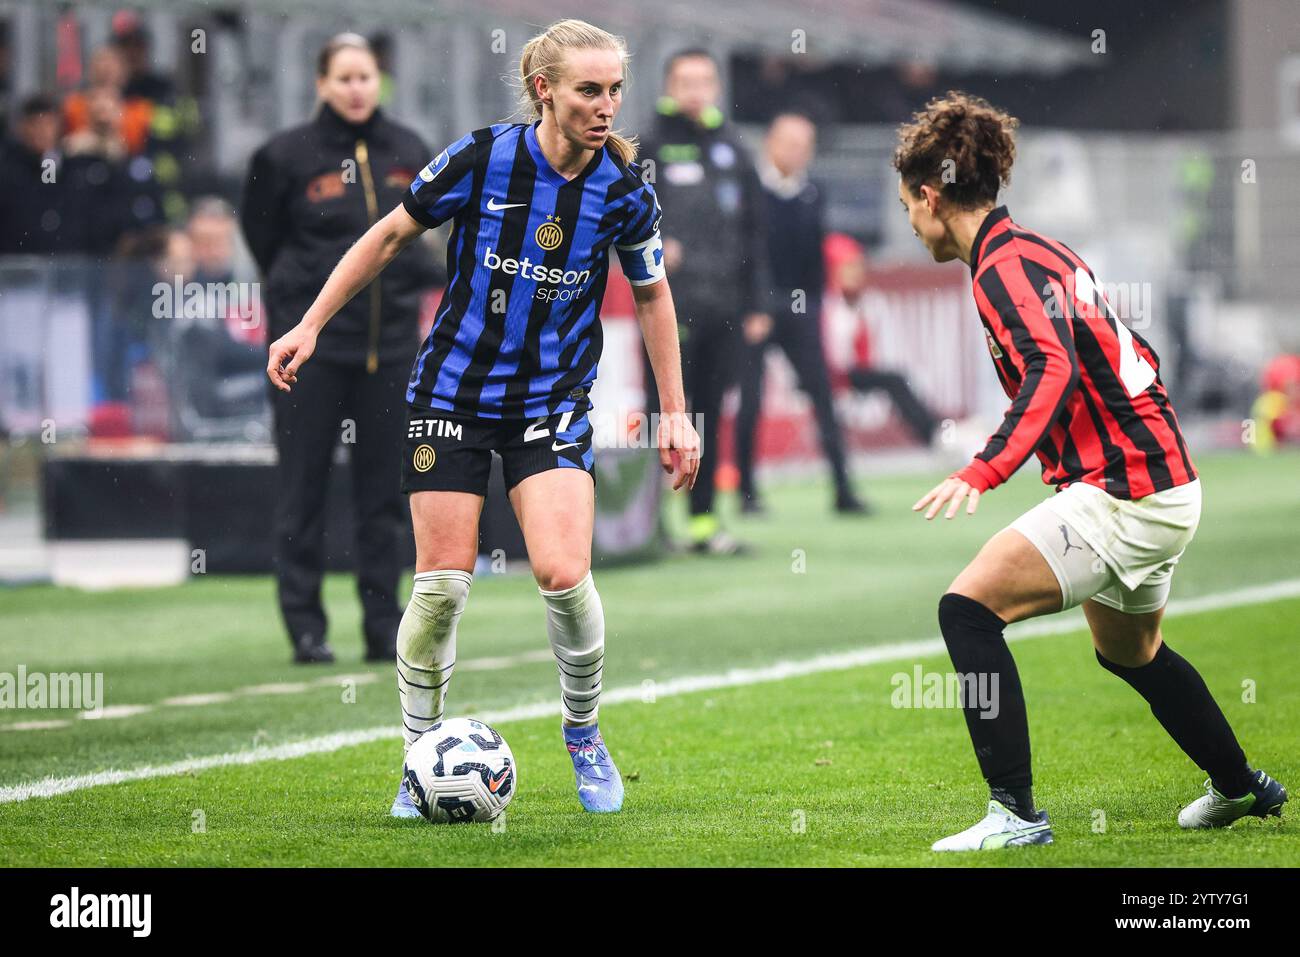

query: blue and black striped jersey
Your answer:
[402,121,664,420]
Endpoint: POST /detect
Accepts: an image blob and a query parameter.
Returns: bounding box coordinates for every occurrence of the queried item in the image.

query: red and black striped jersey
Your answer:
[954,206,1196,500]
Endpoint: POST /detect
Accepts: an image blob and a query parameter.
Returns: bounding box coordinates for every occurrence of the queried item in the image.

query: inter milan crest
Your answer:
[412,444,436,472]
[535,214,564,251]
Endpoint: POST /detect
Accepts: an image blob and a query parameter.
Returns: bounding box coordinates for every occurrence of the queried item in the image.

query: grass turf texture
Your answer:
[0,450,1296,866]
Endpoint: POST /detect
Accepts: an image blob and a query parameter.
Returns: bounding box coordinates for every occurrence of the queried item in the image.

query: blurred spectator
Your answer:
[63,84,165,255]
[64,83,129,161]
[63,46,153,156]
[1251,354,1300,453]
[640,48,772,555]
[0,94,68,255]
[172,199,266,433]
[0,86,163,259]
[109,13,202,223]
[41,78,166,406]
[111,13,174,103]
[736,112,866,515]
[87,225,169,412]
[188,197,237,272]
[0,96,102,434]
[824,233,940,446]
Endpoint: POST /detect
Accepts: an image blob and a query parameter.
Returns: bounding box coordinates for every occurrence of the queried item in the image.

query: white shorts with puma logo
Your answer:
[1008,479,1202,615]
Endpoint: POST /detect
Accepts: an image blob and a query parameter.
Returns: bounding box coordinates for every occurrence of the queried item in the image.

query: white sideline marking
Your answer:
[2,578,1297,804]
[0,720,72,733]
[238,682,312,696]
[0,656,507,733]
[160,692,235,707]
[81,705,153,721]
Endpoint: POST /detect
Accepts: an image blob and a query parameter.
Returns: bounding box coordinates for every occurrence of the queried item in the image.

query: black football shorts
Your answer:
[401,405,595,496]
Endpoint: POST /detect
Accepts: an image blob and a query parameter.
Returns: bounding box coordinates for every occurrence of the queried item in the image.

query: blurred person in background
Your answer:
[110,11,174,103]
[62,80,167,405]
[824,232,941,448]
[1250,354,1300,452]
[63,45,153,157]
[0,96,67,440]
[0,94,67,255]
[108,12,202,223]
[640,49,772,555]
[188,198,239,285]
[241,33,439,665]
[735,112,866,516]
[0,92,162,431]
[173,199,266,430]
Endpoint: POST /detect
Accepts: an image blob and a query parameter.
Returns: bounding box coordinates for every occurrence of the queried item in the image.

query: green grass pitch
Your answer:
[1,450,1297,866]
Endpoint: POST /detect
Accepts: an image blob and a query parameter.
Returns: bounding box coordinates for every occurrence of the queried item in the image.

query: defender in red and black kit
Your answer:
[958,205,1197,500]
[893,92,1286,851]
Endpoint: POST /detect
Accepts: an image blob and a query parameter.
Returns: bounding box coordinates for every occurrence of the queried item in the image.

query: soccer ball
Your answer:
[403,717,516,823]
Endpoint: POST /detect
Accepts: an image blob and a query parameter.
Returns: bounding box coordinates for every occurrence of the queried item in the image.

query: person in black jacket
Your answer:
[736,112,867,516]
[240,33,439,664]
[0,91,162,257]
[640,49,772,555]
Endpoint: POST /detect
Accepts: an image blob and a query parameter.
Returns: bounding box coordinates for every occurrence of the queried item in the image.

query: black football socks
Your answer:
[937,592,1036,821]
[1095,643,1254,798]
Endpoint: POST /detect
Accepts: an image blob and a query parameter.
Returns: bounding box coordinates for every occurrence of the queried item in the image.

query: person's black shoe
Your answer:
[292,634,336,664]
[834,492,873,515]
[740,494,766,516]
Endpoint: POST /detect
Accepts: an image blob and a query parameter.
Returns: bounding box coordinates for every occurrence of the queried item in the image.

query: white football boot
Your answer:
[1178,769,1287,829]
[931,800,1053,851]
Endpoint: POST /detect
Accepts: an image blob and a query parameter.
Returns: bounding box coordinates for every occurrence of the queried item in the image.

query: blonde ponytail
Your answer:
[517,18,639,165]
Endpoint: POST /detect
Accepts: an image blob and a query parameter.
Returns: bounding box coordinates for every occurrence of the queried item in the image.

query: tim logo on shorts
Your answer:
[408,419,463,440]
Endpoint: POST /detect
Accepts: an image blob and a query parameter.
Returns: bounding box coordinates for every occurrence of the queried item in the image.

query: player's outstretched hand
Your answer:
[913,475,980,520]
[658,410,701,492]
[267,323,318,393]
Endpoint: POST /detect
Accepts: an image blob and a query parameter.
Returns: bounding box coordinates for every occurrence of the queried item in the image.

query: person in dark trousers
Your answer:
[240,33,438,663]
[640,49,772,555]
[736,112,867,516]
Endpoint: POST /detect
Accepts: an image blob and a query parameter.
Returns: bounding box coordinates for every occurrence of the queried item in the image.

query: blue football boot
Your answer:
[390,776,423,819]
[564,723,624,813]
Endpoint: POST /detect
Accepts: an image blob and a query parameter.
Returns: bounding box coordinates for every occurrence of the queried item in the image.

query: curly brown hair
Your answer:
[892,91,1019,210]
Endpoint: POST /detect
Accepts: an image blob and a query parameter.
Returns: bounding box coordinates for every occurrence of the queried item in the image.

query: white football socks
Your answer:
[539,571,605,727]
[397,570,472,753]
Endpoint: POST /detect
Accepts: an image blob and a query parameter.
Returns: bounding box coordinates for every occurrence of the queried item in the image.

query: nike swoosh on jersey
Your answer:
[552,441,580,451]
[486,197,526,211]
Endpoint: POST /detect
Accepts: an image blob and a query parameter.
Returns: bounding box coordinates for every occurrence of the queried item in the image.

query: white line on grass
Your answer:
[0,648,546,732]
[2,577,1297,803]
